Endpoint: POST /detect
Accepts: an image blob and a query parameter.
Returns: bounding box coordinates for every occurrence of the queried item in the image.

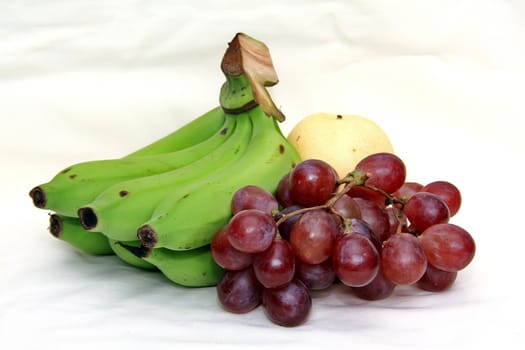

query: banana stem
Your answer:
[220,74,257,114]
[220,33,285,121]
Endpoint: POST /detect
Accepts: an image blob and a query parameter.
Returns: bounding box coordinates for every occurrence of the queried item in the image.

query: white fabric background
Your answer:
[1,0,524,349]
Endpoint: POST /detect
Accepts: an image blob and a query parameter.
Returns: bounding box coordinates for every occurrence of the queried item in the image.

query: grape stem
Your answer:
[274,170,409,233]
[340,171,410,233]
[274,171,363,226]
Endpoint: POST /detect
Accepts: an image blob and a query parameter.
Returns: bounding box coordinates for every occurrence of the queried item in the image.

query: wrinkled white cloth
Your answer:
[1,1,524,349]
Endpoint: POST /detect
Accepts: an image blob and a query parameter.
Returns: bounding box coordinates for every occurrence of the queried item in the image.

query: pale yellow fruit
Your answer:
[287,113,394,178]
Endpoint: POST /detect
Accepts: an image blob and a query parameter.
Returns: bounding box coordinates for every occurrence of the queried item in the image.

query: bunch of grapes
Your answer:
[211,153,476,327]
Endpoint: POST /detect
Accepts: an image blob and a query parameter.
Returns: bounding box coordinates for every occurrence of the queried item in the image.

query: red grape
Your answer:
[211,224,253,270]
[421,181,462,217]
[213,151,476,327]
[228,209,276,253]
[333,233,380,287]
[416,263,457,292]
[275,204,304,241]
[276,173,294,208]
[352,269,396,300]
[231,185,278,215]
[295,258,336,291]
[394,182,423,202]
[381,233,428,285]
[263,279,312,327]
[289,159,338,207]
[253,238,295,288]
[420,223,475,272]
[290,209,338,264]
[341,218,382,253]
[355,152,406,194]
[385,206,406,238]
[217,267,263,314]
[353,197,390,242]
[404,192,450,232]
[332,194,362,220]
[346,185,386,207]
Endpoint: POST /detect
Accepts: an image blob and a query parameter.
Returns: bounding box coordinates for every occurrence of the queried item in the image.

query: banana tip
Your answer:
[137,225,158,248]
[78,207,98,230]
[30,186,46,208]
[49,214,62,238]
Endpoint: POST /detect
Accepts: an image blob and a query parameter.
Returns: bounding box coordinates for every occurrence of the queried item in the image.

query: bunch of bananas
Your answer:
[29,33,301,287]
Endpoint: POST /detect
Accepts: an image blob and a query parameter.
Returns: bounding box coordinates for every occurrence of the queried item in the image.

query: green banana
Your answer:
[78,110,253,241]
[50,213,157,269]
[29,107,230,217]
[31,33,301,295]
[136,33,301,250]
[126,106,226,157]
[117,243,224,287]
[137,104,300,250]
[49,214,113,255]
[108,239,158,271]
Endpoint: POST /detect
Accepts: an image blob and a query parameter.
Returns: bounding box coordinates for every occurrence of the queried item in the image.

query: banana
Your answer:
[117,243,224,287]
[108,239,158,271]
[78,110,253,241]
[49,214,113,256]
[136,33,301,250]
[32,34,300,297]
[137,104,300,250]
[126,106,226,157]
[29,107,231,217]
[51,213,157,269]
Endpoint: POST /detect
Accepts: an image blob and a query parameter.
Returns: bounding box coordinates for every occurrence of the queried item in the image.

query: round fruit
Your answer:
[288,159,338,207]
[287,113,394,178]
[262,279,311,327]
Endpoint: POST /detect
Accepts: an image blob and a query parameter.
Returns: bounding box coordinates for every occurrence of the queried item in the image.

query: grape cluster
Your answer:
[211,153,476,327]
